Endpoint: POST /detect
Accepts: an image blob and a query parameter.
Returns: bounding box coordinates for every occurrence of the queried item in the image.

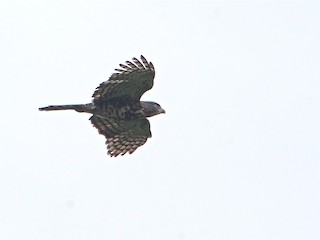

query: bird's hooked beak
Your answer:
[159,108,166,114]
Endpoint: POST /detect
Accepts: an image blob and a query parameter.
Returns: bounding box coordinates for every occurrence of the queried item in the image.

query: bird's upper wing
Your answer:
[93,55,155,103]
[90,116,152,157]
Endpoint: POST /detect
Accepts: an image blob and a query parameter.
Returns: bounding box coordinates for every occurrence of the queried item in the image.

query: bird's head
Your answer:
[141,101,165,117]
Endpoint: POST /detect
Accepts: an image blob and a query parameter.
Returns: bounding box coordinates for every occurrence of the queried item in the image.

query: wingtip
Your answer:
[140,55,147,61]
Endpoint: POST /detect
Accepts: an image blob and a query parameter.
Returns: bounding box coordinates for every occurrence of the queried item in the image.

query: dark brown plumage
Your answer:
[39,55,165,157]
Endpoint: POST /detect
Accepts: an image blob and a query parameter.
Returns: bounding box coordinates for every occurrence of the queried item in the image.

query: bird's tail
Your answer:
[39,103,94,113]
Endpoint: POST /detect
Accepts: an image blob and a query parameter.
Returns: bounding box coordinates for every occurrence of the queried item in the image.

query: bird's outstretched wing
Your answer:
[90,116,152,157]
[93,55,155,103]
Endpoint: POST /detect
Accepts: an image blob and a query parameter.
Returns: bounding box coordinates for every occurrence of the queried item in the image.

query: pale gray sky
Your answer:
[1,1,320,240]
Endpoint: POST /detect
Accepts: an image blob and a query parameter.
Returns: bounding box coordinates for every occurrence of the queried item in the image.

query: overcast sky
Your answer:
[1,1,320,240]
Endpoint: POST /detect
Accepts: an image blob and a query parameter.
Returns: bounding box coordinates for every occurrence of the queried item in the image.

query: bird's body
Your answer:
[39,56,165,157]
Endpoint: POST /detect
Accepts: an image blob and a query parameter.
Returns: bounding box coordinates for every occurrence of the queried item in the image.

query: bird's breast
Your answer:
[94,102,144,120]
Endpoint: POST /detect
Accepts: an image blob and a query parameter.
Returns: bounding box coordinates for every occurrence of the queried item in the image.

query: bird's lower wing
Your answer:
[90,116,152,157]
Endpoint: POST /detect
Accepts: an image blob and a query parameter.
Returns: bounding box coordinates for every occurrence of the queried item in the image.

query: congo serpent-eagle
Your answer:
[39,55,165,157]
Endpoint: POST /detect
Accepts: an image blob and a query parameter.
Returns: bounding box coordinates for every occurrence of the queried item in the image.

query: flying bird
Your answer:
[39,55,165,157]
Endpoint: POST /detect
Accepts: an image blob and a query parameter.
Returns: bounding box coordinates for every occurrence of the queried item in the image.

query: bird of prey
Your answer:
[39,55,165,157]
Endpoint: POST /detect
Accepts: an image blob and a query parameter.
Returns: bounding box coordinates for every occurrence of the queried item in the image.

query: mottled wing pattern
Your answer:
[90,116,152,157]
[93,55,155,103]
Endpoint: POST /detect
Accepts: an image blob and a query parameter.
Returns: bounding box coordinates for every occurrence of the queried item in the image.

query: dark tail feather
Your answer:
[39,104,93,113]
